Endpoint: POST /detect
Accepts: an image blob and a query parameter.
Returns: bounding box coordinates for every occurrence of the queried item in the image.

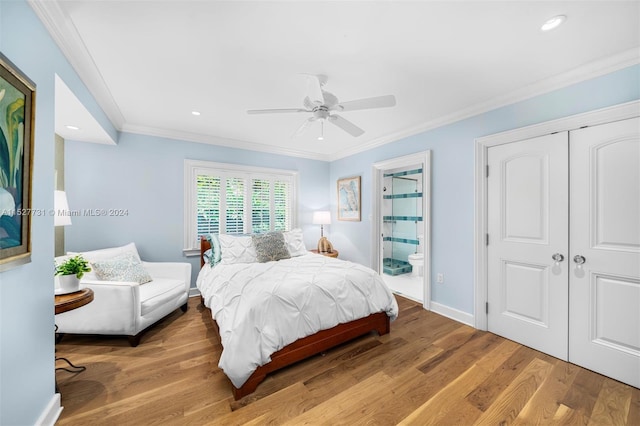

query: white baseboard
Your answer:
[430,301,474,327]
[188,288,201,298]
[36,393,62,426]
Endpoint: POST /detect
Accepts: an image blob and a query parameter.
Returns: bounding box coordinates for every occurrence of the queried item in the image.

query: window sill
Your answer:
[183,248,200,257]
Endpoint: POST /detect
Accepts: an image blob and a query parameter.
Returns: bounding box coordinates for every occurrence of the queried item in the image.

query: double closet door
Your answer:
[487,117,639,388]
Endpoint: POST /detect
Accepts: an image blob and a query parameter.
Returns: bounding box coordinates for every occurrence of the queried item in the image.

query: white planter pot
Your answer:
[58,274,80,293]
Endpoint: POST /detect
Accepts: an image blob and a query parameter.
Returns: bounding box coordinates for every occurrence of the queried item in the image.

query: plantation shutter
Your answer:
[225,177,245,234]
[196,175,220,239]
[274,180,291,231]
[252,179,271,233]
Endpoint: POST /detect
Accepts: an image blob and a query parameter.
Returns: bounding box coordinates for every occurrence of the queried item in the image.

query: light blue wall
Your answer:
[0,1,116,424]
[65,132,330,283]
[1,0,638,421]
[330,64,640,315]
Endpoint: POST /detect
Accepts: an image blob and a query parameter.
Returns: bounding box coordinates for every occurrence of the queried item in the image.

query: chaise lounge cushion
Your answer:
[139,277,186,316]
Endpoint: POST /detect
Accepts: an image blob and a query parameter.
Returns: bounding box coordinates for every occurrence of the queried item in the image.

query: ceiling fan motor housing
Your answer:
[313,106,330,120]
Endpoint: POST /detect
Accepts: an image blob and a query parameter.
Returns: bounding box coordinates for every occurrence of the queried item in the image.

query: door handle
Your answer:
[573,255,586,265]
[552,253,564,262]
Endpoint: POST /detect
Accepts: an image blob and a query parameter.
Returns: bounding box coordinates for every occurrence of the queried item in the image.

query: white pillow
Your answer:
[219,234,257,264]
[283,228,307,257]
[68,242,141,280]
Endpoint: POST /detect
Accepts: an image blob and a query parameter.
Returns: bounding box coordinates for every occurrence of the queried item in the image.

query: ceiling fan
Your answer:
[247,75,396,138]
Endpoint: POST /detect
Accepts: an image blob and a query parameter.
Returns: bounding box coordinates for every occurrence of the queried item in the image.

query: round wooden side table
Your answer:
[55,288,94,315]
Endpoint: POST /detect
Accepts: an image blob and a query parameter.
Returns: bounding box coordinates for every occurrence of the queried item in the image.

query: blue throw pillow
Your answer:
[206,234,222,266]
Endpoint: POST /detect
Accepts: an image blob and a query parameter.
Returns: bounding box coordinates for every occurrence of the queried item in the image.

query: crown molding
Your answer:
[121,123,332,162]
[28,0,126,129]
[329,48,640,161]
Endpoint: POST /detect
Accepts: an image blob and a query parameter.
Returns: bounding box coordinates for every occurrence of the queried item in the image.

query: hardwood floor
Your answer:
[55,296,639,425]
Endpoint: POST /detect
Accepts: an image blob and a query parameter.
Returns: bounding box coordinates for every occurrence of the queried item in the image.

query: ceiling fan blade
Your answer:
[337,95,396,112]
[305,74,326,105]
[303,96,315,110]
[328,114,365,137]
[293,117,317,137]
[247,108,309,114]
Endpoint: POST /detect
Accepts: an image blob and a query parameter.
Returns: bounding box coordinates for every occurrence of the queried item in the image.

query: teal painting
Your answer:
[0,54,35,271]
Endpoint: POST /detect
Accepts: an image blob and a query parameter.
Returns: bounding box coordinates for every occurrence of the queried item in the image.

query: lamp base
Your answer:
[317,237,334,253]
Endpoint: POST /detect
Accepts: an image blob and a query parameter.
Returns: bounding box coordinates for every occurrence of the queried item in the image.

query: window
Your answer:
[184,160,297,254]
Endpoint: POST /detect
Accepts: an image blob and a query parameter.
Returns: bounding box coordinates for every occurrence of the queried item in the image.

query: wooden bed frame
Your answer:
[199,236,391,400]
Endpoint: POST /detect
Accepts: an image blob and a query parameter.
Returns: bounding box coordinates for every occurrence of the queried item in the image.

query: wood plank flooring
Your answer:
[55,295,639,425]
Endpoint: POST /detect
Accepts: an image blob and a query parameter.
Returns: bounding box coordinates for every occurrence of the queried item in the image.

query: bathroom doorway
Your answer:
[372,152,431,307]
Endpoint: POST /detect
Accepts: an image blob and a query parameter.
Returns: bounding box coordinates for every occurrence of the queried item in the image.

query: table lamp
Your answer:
[312,210,333,253]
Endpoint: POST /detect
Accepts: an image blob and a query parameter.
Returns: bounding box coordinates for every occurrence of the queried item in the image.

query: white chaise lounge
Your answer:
[55,243,191,346]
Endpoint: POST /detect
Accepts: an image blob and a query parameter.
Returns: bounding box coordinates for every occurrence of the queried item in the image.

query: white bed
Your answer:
[196,233,398,399]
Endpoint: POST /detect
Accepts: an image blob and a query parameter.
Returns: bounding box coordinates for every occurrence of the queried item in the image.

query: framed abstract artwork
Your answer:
[0,53,35,271]
[337,176,361,221]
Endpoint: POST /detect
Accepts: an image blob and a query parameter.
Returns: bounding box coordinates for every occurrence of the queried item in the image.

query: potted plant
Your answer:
[55,255,91,293]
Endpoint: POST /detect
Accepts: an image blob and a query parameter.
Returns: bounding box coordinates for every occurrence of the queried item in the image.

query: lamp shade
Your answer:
[312,210,331,225]
[54,190,72,226]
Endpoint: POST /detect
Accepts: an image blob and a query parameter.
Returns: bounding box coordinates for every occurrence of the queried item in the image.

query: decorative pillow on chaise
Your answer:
[91,252,153,284]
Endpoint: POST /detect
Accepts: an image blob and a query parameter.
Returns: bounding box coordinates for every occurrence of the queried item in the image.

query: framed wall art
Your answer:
[0,53,35,271]
[337,176,361,221]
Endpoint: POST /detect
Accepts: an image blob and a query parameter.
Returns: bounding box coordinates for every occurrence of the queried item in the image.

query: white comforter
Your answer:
[196,253,398,388]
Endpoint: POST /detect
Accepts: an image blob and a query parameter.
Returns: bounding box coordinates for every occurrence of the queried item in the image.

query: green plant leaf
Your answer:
[55,255,92,278]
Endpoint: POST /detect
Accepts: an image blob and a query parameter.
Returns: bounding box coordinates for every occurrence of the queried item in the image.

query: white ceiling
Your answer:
[32,1,640,160]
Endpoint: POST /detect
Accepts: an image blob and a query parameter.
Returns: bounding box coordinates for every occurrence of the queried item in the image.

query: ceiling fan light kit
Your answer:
[541,15,567,32]
[247,74,396,139]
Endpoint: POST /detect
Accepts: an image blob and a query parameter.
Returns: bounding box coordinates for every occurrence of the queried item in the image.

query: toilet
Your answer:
[408,253,424,277]
[407,235,424,277]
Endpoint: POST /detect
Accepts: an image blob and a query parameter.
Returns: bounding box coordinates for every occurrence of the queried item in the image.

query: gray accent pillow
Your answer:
[252,231,291,263]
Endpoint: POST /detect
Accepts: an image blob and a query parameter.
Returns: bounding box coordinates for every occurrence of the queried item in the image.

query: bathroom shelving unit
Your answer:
[382,171,423,276]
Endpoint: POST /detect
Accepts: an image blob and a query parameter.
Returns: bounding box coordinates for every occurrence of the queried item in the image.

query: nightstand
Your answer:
[310,249,339,258]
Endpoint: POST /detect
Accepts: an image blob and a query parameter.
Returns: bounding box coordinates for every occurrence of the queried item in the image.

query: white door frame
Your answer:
[372,151,432,310]
[474,100,639,330]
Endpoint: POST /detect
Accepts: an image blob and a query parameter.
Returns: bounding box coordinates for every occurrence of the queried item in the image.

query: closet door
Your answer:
[569,117,640,388]
[487,132,569,360]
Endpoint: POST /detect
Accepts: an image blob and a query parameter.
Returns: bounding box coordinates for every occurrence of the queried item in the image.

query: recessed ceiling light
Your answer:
[65,125,80,130]
[191,111,201,116]
[541,15,566,32]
